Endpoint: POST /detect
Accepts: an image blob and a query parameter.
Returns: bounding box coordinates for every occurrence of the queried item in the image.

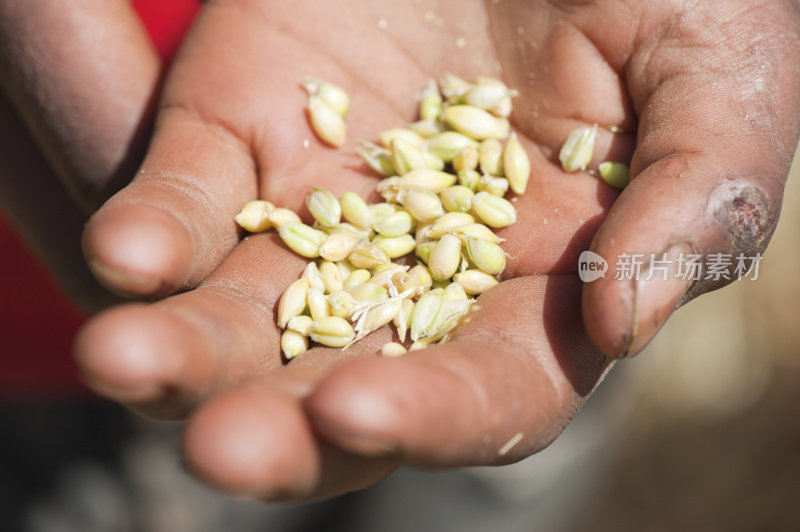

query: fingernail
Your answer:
[88,258,164,296]
[82,203,192,297]
[625,242,694,357]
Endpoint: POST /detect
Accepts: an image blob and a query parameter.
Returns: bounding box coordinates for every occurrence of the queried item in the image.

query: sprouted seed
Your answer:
[235,74,538,360]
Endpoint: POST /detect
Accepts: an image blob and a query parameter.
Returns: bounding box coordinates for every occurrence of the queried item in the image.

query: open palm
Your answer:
[75,0,800,500]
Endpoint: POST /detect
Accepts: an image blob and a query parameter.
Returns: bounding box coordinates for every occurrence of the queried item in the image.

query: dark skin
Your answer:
[2,0,799,501]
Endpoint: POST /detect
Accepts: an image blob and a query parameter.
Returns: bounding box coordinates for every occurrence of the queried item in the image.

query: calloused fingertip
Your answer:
[83,202,193,297]
[182,387,319,499]
[73,303,200,407]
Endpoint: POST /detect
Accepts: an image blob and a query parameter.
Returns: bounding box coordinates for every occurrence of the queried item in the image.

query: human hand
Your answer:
[0,0,164,311]
[75,0,800,500]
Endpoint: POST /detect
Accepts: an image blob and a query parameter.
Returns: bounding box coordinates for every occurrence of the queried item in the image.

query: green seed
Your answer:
[418,78,443,120]
[466,238,506,275]
[598,161,630,189]
[373,234,417,258]
[397,169,457,194]
[391,138,429,175]
[348,242,391,269]
[374,210,414,237]
[344,269,372,289]
[440,185,475,213]
[327,290,357,318]
[415,241,436,264]
[422,150,446,171]
[357,141,396,176]
[306,187,341,227]
[347,282,389,303]
[425,131,479,162]
[340,191,373,228]
[471,192,517,228]
[279,222,327,257]
[443,281,468,302]
[368,202,398,222]
[426,212,475,239]
[411,289,444,341]
[457,169,481,190]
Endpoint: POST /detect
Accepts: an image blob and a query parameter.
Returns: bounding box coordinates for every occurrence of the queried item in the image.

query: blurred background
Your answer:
[1,1,798,529]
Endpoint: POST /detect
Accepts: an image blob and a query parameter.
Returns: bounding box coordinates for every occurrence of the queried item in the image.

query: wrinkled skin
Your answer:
[2,0,799,501]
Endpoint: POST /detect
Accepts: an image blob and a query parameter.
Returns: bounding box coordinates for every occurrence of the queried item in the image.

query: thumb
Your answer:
[582,0,800,358]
